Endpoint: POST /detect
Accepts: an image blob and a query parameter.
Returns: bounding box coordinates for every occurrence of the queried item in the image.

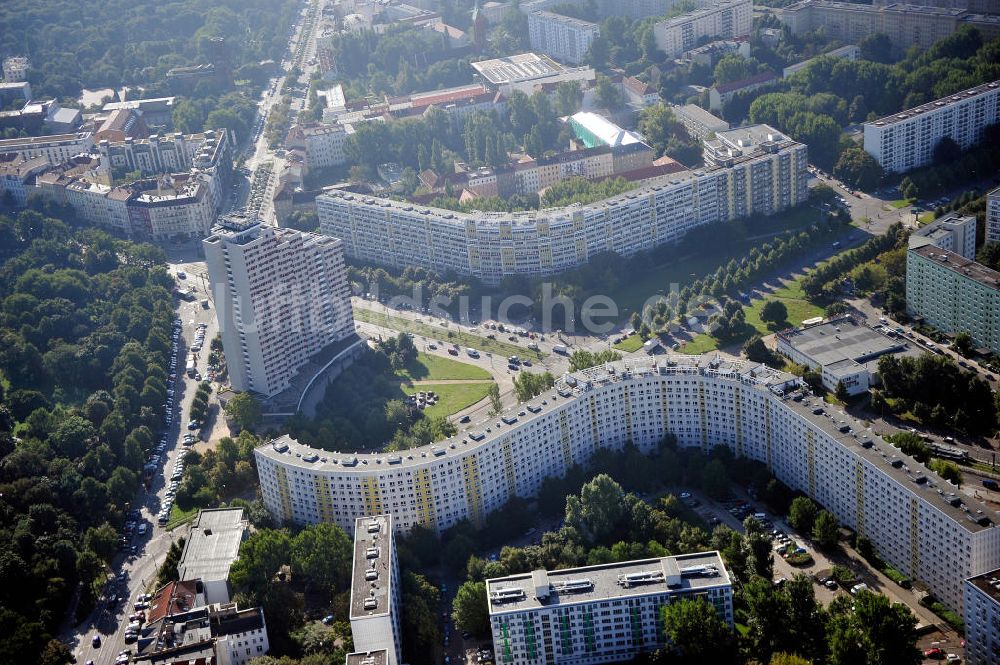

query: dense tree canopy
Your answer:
[0,212,174,664]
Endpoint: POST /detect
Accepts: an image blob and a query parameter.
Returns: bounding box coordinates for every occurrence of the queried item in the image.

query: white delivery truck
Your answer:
[552,344,568,355]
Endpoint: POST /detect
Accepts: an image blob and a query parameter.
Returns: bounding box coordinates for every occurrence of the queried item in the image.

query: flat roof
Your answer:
[868,79,1000,127]
[177,509,247,583]
[350,514,395,620]
[967,569,1000,605]
[486,551,730,613]
[471,52,566,85]
[347,651,390,665]
[910,244,1000,292]
[673,103,729,128]
[657,0,749,29]
[777,316,905,366]
[260,356,797,473]
[530,9,599,29]
[260,354,999,534]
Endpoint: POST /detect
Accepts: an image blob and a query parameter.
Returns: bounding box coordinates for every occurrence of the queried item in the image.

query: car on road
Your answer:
[92,635,101,648]
[924,648,944,659]
[459,415,470,423]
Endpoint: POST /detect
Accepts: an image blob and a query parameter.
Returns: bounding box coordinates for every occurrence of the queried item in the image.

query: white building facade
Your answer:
[653,0,753,58]
[488,552,733,665]
[527,11,601,65]
[863,80,1000,174]
[965,571,1000,665]
[0,132,95,165]
[203,217,356,397]
[911,212,978,260]
[317,126,807,284]
[255,355,1000,612]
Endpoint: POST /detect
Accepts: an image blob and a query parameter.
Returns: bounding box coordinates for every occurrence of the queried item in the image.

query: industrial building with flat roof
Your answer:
[177,508,249,604]
[350,515,402,665]
[776,316,911,395]
[864,79,1000,173]
[487,552,733,664]
[471,52,596,94]
[346,651,390,665]
[256,354,1000,612]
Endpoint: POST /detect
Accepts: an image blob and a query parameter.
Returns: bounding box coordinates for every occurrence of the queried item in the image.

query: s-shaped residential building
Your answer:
[255,355,1000,612]
[316,125,807,284]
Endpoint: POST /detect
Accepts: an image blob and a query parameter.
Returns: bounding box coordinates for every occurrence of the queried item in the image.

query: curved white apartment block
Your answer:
[256,355,1000,611]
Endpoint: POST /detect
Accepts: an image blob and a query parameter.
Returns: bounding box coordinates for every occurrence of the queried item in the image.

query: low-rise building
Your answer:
[911,212,977,259]
[863,79,1000,174]
[347,650,390,665]
[775,316,911,395]
[177,509,249,605]
[350,515,402,665]
[708,71,780,112]
[0,152,49,206]
[672,103,729,140]
[2,56,28,83]
[528,10,601,65]
[783,44,860,78]
[565,111,654,172]
[906,243,1000,354]
[965,570,1000,665]
[471,52,596,95]
[102,97,177,128]
[0,81,31,106]
[287,122,351,168]
[0,132,95,165]
[678,37,751,68]
[488,552,732,665]
[134,602,269,665]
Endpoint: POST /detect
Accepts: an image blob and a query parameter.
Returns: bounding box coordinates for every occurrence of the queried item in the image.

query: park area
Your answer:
[397,352,495,420]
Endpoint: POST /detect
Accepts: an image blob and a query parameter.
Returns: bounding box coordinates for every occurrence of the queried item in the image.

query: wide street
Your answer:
[67,260,220,665]
[63,1,320,660]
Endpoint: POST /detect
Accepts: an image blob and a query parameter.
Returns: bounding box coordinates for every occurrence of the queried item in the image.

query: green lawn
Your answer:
[396,352,491,382]
[353,307,544,360]
[165,503,199,530]
[889,198,914,209]
[401,382,495,419]
[679,275,824,354]
[613,334,645,352]
[917,211,935,224]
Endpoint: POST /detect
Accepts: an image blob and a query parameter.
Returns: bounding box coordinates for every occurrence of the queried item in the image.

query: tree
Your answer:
[638,104,679,158]
[770,654,811,665]
[451,581,489,638]
[835,380,850,402]
[594,76,624,111]
[811,510,840,550]
[899,176,918,201]
[565,474,626,544]
[952,332,974,358]
[930,459,962,487]
[788,496,818,534]
[225,392,262,431]
[229,529,292,596]
[834,146,884,191]
[760,300,788,326]
[660,597,737,665]
[553,80,583,116]
[290,524,353,595]
[714,54,751,85]
[859,33,894,63]
[978,242,1000,271]
[487,384,502,416]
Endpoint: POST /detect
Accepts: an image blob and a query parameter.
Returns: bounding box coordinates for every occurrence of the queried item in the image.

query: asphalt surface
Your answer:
[67,267,220,665]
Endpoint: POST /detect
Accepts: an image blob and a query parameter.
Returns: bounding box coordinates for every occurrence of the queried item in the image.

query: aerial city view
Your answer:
[3,1,1000,665]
